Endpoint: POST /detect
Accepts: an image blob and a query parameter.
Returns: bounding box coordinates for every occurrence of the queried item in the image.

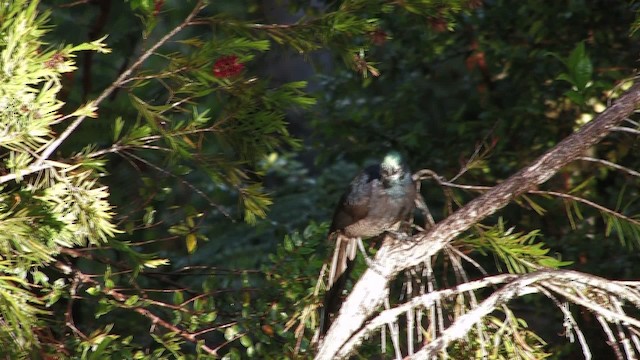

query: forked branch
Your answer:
[316,82,640,359]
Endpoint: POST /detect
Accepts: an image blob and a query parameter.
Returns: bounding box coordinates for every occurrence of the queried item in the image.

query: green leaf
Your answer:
[143,258,170,268]
[124,295,139,306]
[113,116,124,141]
[567,42,586,72]
[143,206,156,225]
[224,325,240,341]
[240,334,253,348]
[86,286,101,296]
[173,291,184,305]
[571,56,593,91]
[564,90,584,105]
[283,235,294,252]
[186,233,198,254]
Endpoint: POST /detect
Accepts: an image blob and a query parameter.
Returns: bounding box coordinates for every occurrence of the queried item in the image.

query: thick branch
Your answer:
[316,82,640,359]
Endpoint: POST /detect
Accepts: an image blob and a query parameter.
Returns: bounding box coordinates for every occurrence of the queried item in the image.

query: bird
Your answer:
[319,151,416,337]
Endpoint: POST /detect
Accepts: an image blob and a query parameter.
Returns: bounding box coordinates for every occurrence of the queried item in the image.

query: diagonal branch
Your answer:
[316,82,640,359]
[34,0,206,166]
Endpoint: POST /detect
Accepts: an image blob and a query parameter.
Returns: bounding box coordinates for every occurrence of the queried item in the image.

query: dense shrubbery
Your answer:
[0,0,639,358]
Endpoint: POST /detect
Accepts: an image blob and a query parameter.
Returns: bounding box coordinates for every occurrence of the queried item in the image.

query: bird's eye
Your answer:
[382,168,399,178]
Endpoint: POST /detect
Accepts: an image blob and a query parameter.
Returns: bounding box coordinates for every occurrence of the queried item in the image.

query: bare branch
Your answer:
[407,271,546,359]
[578,156,640,178]
[596,315,624,360]
[536,287,592,359]
[410,270,640,359]
[612,126,640,135]
[337,273,520,356]
[530,190,640,227]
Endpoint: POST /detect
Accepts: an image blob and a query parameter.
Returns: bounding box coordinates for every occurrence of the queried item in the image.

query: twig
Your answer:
[86,143,172,158]
[596,315,624,360]
[416,170,640,229]
[612,126,640,135]
[337,273,521,356]
[446,247,488,358]
[445,244,489,277]
[624,117,640,127]
[543,283,640,328]
[65,277,88,341]
[119,65,190,85]
[55,261,218,355]
[0,162,56,185]
[536,286,591,360]
[612,298,640,359]
[405,271,414,355]
[122,150,232,219]
[411,270,640,358]
[529,190,640,227]
[578,156,640,178]
[383,297,403,359]
[450,121,498,183]
[211,332,246,355]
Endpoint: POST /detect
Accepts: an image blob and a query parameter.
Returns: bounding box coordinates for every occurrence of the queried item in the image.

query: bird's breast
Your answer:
[342,191,411,237]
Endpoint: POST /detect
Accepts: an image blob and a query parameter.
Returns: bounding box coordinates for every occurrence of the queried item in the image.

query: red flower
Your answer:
[153,0,165,16]
[213,55,244,78]
[369,28,388,46]
[428,17,448,32]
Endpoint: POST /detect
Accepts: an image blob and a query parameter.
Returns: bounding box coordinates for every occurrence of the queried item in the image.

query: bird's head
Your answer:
[380,151,406,185]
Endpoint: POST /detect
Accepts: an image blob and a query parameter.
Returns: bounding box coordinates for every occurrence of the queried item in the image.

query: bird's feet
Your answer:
[356,238,384,273]
[385,230,411,241]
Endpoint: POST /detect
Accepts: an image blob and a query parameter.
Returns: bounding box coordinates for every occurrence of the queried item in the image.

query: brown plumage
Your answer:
[319,152,416,337]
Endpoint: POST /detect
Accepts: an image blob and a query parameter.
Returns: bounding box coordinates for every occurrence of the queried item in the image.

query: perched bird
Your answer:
[320,151,416,336]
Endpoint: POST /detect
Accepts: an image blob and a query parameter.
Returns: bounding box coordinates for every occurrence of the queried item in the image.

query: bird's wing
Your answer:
[321,165,379,336]
[329,167,377,232]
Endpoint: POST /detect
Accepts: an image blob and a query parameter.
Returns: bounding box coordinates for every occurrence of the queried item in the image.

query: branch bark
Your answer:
[315,82,640,359]
[411,270,640,359]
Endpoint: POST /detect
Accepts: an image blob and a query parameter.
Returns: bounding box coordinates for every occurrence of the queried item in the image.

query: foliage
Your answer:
[463,218,572,274]
[0,1,114,354]
[0,0,639,358]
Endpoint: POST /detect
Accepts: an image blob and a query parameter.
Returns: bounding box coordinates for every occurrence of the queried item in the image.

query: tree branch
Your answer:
[55,261,219,355]
[316,82,640,359]
[34,0,206,166]
[411,270,640,359]
[338,273,519,355]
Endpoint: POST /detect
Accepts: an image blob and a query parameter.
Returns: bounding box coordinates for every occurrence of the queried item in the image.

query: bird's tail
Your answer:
[319,233,357,337]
